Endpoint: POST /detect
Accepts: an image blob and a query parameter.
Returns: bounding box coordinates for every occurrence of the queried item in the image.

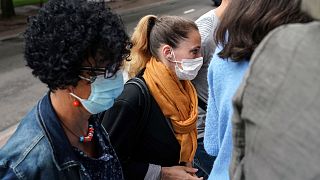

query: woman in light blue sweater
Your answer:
[205,45,248,180]
[204,0,312,179]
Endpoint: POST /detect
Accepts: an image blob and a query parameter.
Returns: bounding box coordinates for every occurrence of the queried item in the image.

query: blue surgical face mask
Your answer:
[70,70,124,114]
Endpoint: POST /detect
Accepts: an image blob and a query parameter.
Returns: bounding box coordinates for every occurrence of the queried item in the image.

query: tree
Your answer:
[1,0,15,18]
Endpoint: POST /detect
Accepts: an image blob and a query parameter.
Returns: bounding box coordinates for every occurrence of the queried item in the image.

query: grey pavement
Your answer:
[0,0,214,147]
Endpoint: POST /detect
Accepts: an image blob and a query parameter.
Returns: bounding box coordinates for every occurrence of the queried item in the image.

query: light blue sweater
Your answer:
[204,45,249,180]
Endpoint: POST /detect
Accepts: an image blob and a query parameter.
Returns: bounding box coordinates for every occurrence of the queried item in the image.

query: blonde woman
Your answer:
[103,15,204,180]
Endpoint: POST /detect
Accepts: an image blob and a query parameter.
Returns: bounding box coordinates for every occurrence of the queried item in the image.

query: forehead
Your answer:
[176,30,201,49]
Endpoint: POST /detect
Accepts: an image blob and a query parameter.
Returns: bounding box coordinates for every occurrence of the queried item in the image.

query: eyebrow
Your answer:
[190,46,201,51]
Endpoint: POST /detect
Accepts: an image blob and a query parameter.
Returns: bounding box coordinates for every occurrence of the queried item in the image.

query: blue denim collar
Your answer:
[36,92,80,170]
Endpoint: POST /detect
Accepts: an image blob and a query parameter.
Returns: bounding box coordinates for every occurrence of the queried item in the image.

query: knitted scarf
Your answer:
[143,57,198,163]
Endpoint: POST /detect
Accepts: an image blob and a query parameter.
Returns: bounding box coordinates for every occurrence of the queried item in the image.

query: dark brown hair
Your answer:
[216,0,313,61]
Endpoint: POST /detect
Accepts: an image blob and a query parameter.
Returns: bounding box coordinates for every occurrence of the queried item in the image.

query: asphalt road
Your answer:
[0,0,214,142]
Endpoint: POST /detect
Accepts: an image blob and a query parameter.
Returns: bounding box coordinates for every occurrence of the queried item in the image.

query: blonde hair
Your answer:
[126,15,198,78]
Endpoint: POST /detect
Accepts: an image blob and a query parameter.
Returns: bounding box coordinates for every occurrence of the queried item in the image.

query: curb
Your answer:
[0,31,24,42]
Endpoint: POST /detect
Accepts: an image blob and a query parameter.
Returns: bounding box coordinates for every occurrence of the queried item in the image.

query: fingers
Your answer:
[188,174,203,180]
[183,167,203,180]
[183,166,198,174]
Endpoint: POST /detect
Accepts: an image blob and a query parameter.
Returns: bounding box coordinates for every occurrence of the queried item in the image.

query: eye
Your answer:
[191,48,200,55]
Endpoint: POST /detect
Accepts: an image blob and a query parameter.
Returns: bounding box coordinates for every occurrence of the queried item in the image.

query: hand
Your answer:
[186,162,193,168]
[185,162,198,177]
[161,166,203,180]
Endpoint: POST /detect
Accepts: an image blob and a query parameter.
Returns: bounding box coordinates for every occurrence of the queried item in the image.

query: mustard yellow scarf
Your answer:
[143,57,198,163]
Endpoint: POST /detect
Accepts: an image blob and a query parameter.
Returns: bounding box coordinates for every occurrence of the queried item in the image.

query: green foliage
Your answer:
[13,0,48,7]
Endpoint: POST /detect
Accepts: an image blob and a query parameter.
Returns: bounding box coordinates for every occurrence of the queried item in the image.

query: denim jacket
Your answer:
[0,93,123,180]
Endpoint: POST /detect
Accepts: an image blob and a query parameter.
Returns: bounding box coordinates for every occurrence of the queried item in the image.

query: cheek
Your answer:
[74,81,92,99]
[168,63,178,73]
[175,62,183,70]
[82,84,91,99]
[173,54,187,70]
[162,59,177,74]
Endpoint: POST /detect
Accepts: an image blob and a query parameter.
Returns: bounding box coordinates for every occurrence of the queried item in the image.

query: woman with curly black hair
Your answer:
[0,0,130,179]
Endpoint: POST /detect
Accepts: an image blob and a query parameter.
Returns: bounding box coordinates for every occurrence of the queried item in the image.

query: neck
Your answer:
[215,0,229,19]
[50,91,91,145]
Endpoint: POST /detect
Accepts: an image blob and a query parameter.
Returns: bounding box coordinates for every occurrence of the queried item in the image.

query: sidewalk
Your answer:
[0,0,168,147]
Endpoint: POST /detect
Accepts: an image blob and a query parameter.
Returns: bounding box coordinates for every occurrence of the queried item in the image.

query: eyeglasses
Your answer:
[80,66,117,83]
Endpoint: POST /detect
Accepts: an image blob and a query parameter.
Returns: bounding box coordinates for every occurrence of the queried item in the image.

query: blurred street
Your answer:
[0,0,214,146]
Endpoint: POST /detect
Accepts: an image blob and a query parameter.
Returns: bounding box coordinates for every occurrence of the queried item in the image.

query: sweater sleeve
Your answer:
[204,50,220,157]
[102,83,150,180]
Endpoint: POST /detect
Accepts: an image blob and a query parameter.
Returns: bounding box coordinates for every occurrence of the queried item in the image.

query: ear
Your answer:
[66,86,75,93]
[161,45,172,60]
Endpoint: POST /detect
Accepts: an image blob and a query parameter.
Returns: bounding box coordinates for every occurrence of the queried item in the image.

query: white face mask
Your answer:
[168,49,203,80]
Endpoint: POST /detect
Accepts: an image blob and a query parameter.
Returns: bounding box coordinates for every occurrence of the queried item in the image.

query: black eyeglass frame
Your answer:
[80,66,116,83]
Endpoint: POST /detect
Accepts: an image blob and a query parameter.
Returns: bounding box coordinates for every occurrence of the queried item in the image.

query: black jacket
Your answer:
[102,75,181,180]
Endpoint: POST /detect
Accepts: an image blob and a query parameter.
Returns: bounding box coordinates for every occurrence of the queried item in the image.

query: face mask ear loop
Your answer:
[70,91,82,107]
[170,48,183,71]
[173,49,185,71]
[170,48,177,62]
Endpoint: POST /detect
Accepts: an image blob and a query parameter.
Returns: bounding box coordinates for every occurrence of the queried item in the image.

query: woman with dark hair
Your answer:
[204,0,312,179]
[0,0,130,179]
[103,15,203,180]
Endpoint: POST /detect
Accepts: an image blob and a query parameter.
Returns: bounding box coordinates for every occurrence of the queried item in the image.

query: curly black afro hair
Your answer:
[24,0,130,90]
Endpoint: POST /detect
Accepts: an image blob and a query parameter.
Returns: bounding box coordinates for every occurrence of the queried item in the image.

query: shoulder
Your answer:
[116,78,148,107]
[249,22,320,79]
[208,46,249,84]
[196,9,218,38]
[196,10,219,62]
[195,9,217,26]
[0,107,46,159]
[104,77,151,121]
[0,132,54,179]
[254,22,320,58]
[0,108,55,179]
